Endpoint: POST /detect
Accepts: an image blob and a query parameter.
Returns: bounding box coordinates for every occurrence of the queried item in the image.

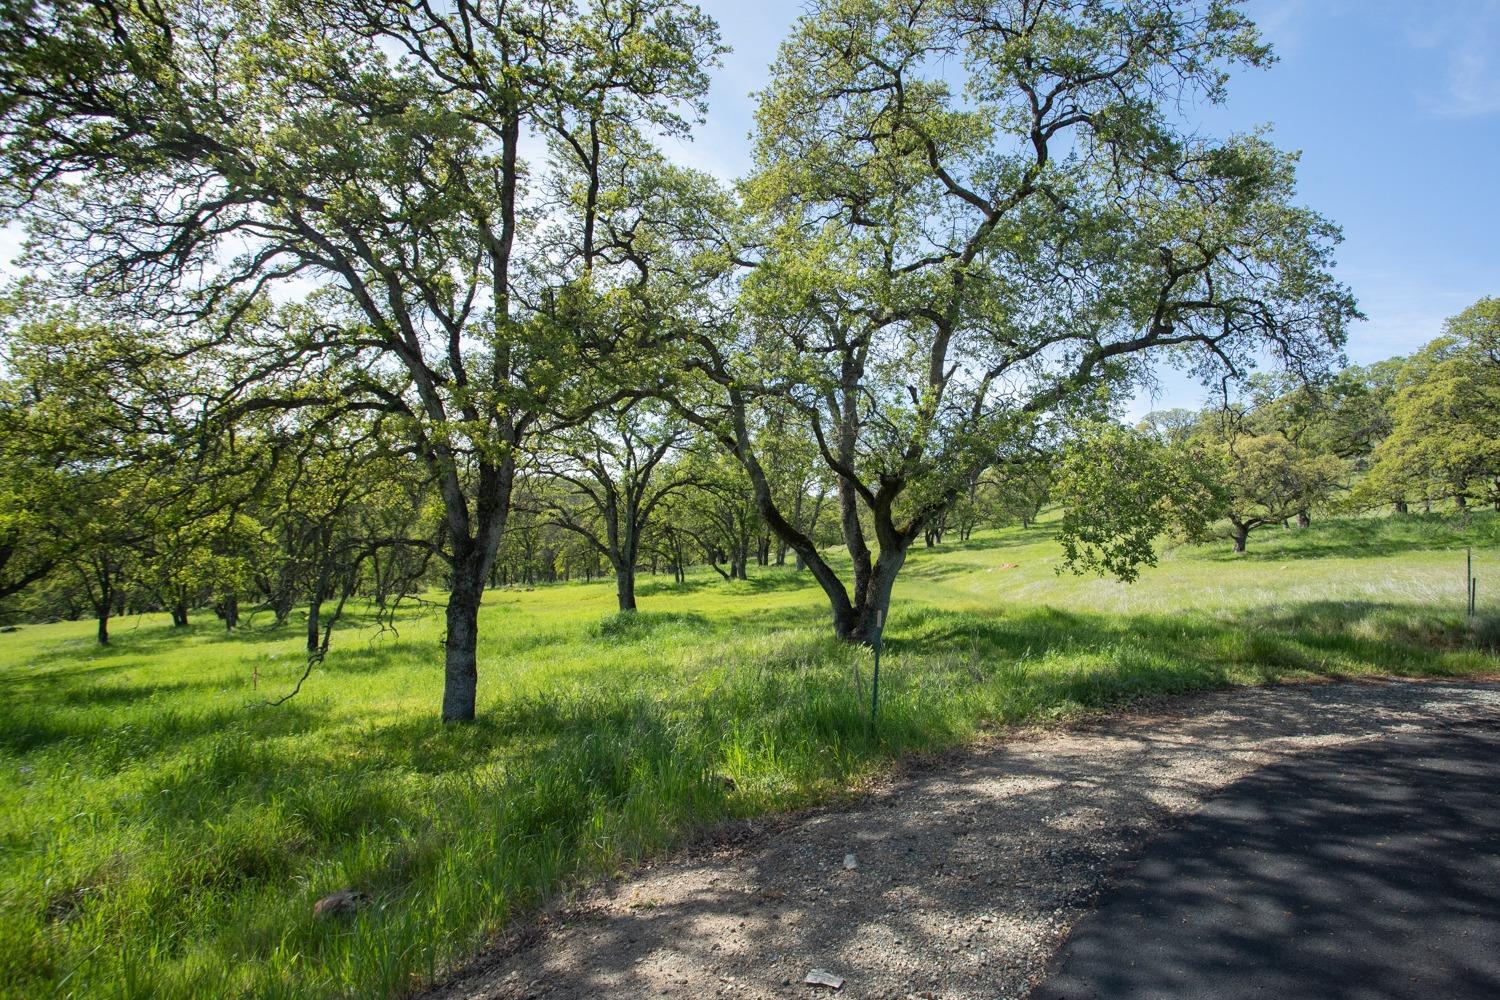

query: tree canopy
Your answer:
[1357,298,1500,512]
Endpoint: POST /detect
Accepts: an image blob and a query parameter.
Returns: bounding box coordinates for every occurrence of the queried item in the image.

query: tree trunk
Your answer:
[1296,510,1310,529]
[222,593,239,631]
[82,557,114,645]
[95,570,112,646]
[1232,526,1249,553]
[442,558,484,723]
[171,599,189,627]
[615,563,637,612]
[273,588,294,627]
[306,596,322,654]
[834,547,906,644]
[1394,499,1409,514]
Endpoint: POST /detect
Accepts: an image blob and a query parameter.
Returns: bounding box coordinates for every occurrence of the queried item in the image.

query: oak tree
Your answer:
[679,0,1355,640]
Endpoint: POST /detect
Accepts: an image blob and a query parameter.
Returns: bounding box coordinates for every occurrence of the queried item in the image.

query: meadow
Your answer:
[2,513,1498,999]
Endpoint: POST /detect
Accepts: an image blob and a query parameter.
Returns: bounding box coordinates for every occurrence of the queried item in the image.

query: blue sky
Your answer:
[671,0,1500,416]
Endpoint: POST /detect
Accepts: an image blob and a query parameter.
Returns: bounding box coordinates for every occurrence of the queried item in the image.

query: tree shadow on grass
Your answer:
[713,601,831,635]
[900,557,993,583]
[910,524,1051,555]
[886,600,1496,690]
[635,576,718,598]
[721,570,821,595]
[16,619,310,673]
[1193,512,1500,563]
[51,677,237,707]
[591,610,714,640]
[14,607,438,673]
[636,569,817,599]
[0,694,324,761]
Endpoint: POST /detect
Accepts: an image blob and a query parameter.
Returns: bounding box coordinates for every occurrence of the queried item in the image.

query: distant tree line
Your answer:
[1055,296,1499,569]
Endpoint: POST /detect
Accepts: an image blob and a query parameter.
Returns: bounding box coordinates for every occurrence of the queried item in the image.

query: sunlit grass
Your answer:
[1,512,1497,998]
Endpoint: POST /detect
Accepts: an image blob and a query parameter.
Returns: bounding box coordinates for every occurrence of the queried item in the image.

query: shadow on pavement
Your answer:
[1032,718,1500,1000]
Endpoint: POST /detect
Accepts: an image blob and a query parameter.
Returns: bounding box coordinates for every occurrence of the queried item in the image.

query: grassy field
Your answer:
[2,512,1498,999]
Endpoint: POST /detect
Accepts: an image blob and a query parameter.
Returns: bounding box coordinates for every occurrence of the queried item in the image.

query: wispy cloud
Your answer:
[1405,0,1500,117]
[1440,35,1500,115]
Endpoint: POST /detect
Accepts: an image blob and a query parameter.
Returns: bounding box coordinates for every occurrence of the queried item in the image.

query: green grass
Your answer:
[2,512,1498,999]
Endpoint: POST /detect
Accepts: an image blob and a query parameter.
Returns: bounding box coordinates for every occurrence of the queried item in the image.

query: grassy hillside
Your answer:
[2,513,1498,999]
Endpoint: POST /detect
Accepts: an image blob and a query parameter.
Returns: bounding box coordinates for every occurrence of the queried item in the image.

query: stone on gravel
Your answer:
[803,968,845,989]
[842,853,858,870]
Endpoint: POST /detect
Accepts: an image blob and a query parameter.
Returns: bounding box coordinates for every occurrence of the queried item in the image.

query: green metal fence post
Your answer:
[1468,548,1477,618]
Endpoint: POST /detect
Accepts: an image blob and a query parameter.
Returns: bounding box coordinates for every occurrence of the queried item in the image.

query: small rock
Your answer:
[843,853,858,870]
[804,968,845,989]
[313,888,371,919]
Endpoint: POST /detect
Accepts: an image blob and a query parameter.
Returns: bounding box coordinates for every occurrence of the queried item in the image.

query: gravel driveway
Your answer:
[424,679,1500,1000]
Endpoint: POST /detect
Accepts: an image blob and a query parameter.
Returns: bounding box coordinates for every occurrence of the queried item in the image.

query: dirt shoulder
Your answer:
[424,679,1500,1000]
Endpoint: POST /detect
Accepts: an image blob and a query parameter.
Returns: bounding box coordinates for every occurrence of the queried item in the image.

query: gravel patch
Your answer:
[423,679,1500,1000]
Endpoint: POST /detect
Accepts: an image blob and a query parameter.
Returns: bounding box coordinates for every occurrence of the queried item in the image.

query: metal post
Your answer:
[1468,548,1477,618]
[869,609,885,727]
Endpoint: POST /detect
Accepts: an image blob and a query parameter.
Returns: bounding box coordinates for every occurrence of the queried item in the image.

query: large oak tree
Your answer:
[678,0,1356,640]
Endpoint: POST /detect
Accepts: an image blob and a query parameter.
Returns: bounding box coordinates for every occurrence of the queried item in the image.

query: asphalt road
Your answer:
[1032,719,1500,1000]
